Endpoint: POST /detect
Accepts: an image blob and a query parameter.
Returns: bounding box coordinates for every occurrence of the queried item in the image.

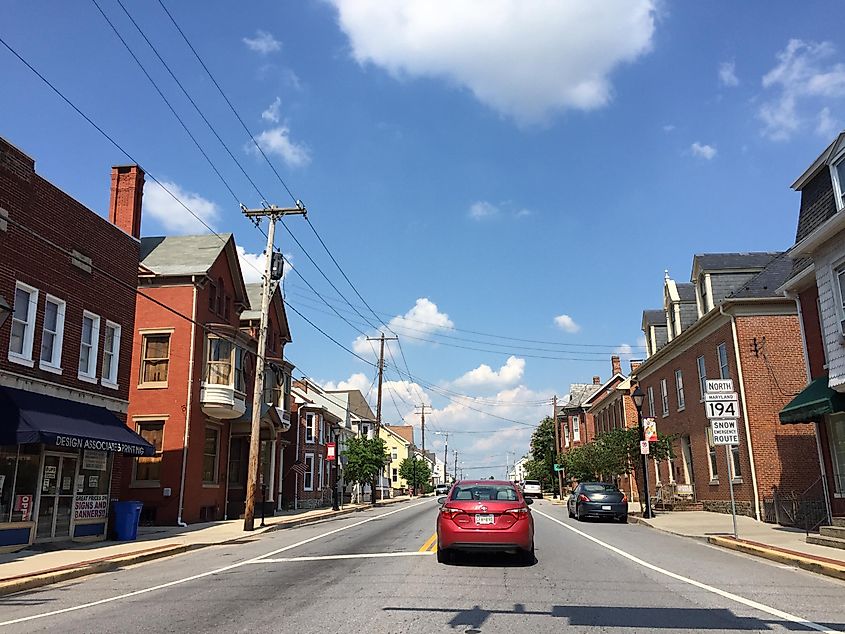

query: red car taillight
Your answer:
[440,506,469,523]
[578,494,590,502]
[506,507,530,520]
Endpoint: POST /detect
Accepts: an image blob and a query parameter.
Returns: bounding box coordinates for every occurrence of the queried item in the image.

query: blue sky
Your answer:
[3,1,845,476]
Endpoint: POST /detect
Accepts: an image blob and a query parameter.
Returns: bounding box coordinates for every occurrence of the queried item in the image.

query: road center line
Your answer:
[419,532,438,553]
[0,500,429,628]
[249,551,433,563]
[533,507,837,634]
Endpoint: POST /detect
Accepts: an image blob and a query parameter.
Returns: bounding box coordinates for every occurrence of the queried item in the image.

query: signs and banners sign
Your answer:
[711,419,739,445]
[73,495,109,520]
[706,379,734,393]
[643,418,657,442]
[83,450,108,471]
[14,494,33,521]
[705,398,739,419]
[326,442,336,461]
[640,440,650,455]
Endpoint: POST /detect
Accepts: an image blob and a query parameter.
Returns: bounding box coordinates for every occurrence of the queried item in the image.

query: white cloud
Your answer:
[142,180,220,234]
[243,30,281,55]
[690,142,717,160]
[322,372,373,394]
[554,314,580,333]
[816,106,838,137]
[719,61,739,87]
[515,208,532,218]
[469,201,498,220]
[452,356,525,391]
[352,297,454,358]
[261,97,281,123]
[328,0,657,124]
[662,124,675,133]
[252,126,311,167]
[759,39,845,141]
[615,343,633,356]
[236,246,264,283]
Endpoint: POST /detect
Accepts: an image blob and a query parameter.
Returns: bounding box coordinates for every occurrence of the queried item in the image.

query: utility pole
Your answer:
[439,432,449,484]
[241,203,306,531]
[415,404,432,489]
[453,450,458,483]
[552,396,563,499]
[366,332,397,502]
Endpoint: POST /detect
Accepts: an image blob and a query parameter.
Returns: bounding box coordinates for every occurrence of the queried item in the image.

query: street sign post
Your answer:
[705,382,740,539]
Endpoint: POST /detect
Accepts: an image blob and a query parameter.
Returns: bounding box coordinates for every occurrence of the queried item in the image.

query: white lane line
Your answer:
[250,551,433,563]
[533,508,838,634]
[0,500,429,627]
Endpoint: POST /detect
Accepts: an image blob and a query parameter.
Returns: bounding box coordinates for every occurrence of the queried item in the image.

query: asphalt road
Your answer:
[1,498,844,633]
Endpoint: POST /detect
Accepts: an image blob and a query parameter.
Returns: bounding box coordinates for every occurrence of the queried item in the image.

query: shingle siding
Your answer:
[796,168,837,243]
[812,234,845,390]
[710,272,757,305]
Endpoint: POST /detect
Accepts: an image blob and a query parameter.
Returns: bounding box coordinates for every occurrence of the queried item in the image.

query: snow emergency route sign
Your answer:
[711,419,739,445]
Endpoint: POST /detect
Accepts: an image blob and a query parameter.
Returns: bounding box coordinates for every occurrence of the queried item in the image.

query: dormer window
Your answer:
[832,155,845,211]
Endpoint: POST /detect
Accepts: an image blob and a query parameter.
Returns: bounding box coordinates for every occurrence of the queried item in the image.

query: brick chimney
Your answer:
[109,165,145,239]
[592,376,601,385]
[630,359,642,374]
[611,355,622,376]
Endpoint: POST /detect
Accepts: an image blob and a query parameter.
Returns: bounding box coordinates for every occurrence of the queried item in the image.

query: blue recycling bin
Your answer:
[113,501,143,540]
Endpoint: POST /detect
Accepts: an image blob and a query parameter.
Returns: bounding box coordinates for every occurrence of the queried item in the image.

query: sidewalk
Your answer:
[631,510,845,582]
[0,496,411,596]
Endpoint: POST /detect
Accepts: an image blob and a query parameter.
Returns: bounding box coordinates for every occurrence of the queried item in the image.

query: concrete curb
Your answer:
[707,536,845,582]
[0,497,414,597]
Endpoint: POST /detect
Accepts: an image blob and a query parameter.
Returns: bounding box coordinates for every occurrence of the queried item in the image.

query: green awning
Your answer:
[779,375,845,424]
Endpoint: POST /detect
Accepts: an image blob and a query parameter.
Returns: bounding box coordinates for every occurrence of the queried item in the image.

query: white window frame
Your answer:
[100,321,121,388]
[697,355,707,401]
[830,153,845,212]
[660,378,669,416]
[648,386,655,417]
[39,294,66,373]
[78,311,101,382]
[717,343,730,379]
[706,426,719,482]
[572,415,580,442]
[9,281,38,366]
[303,453,314,491]
[305,413,316,444]
[319,418,325,444]
[318,455,324,490]
[675,369,685,410]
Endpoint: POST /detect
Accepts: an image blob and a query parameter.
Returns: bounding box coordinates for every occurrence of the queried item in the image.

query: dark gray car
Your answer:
[567,482,627,522]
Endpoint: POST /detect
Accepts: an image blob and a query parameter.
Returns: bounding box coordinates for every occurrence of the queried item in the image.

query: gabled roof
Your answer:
[241,283,292,344]
[581,374,625,408]
[561,383,602,410]
[691,252,781,277]
[676,282,697,302]
[727,252,791,299]
[792,132,845,191]
[642,309,665,328]
[388,424,415,446]
[381,424,412,446]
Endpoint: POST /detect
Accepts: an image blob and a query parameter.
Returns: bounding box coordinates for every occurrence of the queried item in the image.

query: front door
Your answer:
[36,453,78,540]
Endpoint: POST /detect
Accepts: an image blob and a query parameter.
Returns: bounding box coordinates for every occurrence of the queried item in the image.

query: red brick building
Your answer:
[634,253,820,520]
[118,223,293,525]
[557,376,602,454]
[0,138,152,550]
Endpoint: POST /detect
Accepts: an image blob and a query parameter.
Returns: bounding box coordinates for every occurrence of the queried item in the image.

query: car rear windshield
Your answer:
[583,484,619,493]
[451,485,519,501]
[523,480,539,486]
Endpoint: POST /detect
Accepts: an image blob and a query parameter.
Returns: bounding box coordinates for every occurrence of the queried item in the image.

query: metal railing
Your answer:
[763,479,829,534]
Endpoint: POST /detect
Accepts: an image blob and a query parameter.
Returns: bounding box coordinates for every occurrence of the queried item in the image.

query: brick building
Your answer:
[0,138,153,550]
[557,376,602,453]
[119,228,293,525]
[779,131,845,521]
[633,253,820,519]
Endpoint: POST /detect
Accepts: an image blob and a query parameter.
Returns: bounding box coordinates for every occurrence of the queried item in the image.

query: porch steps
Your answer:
[832,517,845,528]
[820,525,845,540]
[807,533,845,551]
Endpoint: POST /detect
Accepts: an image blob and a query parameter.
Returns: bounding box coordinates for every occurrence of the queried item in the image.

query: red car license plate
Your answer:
[475,514,494,525]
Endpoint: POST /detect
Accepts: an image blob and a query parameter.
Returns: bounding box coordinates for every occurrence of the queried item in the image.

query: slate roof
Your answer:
[676,283,697,302]
[692,252,780,273]
[727,252,791,299]
[642,310,665,326]
[561,383,602,410]
[140,234,233,276]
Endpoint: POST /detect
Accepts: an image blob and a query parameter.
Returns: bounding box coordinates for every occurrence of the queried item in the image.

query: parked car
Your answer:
[435,483,450,495]
[521,479,542,499]
[436,480,534,565]
[567,482,627,522]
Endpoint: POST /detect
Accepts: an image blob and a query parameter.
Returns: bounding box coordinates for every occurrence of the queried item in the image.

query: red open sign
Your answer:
[326,442,336,461]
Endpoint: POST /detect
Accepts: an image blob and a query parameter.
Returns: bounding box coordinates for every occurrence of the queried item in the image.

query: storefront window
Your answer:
[0,445,41,523]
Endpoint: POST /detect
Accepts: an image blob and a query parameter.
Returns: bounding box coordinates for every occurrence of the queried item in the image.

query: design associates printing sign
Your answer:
[55,435,147,456]
[73,495,109,520]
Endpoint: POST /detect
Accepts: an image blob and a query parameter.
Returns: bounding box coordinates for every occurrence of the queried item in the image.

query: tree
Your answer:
[399,456,432,493]
[342,436,389,503]
[525,416,558,495]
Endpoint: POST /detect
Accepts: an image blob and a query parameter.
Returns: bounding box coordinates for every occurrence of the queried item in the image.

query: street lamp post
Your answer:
[631,386,653,519]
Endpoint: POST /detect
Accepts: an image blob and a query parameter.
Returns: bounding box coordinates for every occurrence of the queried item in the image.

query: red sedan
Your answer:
[436,480,535,564]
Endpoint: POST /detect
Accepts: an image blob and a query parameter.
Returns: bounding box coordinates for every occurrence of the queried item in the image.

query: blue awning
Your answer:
[0,387,155,456]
